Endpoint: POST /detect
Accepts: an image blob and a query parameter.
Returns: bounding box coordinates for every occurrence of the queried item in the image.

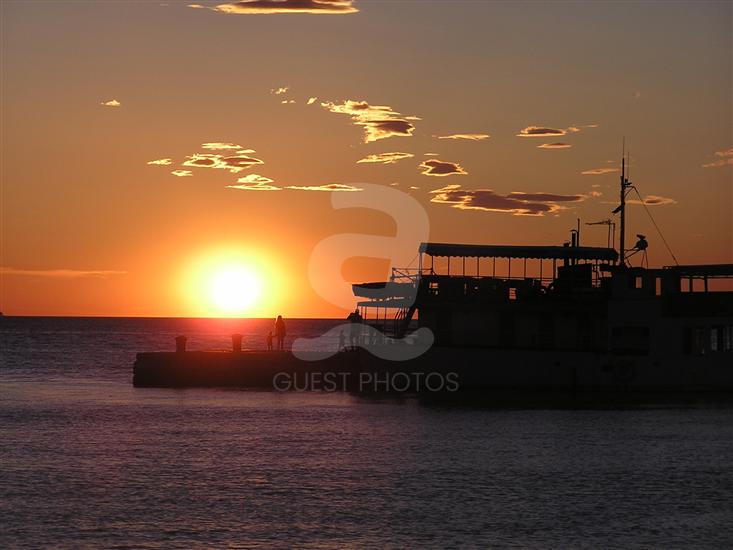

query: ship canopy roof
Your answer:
[419,242,618,262]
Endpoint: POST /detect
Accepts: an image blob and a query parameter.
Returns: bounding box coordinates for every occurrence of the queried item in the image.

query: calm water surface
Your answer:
[1,317,733,548]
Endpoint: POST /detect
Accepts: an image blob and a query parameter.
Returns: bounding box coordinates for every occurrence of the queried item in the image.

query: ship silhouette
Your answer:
[134,153,733,399]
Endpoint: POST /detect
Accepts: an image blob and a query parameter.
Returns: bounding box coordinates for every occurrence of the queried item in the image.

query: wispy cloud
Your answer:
[147,158,173,165]
[437,133,490,141]
[1,267,126,278]
[100,99,121,107]
[419,159,467,177]
[321,99,419,142]
[281,99,296,104]
[537,142,572,149]
[702,147,733,168]
[201,142,249,150]
[307,97,318,105]
[227,174,280,191]
[357,152,414,165]
[627,195,677,206]
[171,170,193,177]
[228,183,281,191]
[272,86,289,95]
[430,185,585,216]
[182,153,264,173]
[285,183,362,191]
[235,174,275,185]
[517,126,580,138]
[211,1,358,15]
[582,167,619,175]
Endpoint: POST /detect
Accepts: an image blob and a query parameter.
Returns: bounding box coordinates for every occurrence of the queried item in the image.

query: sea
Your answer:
[1,316,733,549]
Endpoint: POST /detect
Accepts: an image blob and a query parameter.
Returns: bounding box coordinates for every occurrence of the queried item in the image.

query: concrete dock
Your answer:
[133,350,350,388]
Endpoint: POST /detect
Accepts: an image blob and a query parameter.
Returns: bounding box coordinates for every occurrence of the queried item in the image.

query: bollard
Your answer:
[231,333,242,352]
[175,335,187,353]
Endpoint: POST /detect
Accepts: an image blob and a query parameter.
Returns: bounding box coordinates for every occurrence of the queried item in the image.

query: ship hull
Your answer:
[133,347,733,401]
[356,346,733,392]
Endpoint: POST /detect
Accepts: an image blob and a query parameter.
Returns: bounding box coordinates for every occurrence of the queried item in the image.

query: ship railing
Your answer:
[390,266,432,283]
[415,264,610,288]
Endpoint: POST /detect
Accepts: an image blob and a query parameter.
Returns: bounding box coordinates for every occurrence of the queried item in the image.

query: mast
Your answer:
[619,154,626,266]
[614,144,631,266]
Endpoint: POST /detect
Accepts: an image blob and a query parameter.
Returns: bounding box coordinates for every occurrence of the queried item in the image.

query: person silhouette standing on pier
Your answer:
[266,331,273,351]
[274,315,286,350]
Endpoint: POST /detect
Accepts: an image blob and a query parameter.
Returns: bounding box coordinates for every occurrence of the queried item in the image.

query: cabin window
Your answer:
[710,327,719,352]
[690,327,707,355]
[655,277,662,296]
[635,276,643,289]
[429,282,439,295]
[712,326,733,353]
[723,326,733,352]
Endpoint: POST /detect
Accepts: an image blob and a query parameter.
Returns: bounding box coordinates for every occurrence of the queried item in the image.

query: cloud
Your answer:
[284,183,362,191]
[307,97,318,105]
[281,99,296,104]
[171,170,193,177]
[537,142,572,149]
[235,174,275,185]
[702,147,733,168]
[357,152,414,165]
[0,267,126,278]
[423,152,439,156]
[437,133,490,141]
[516,126,580,138]
[147,158,173,165]
[100,99,121,107]
[272,86,289,95]
[228,183,281,191]
[581,167,619,175]
[627,195,677,206]
[430,184,586,216]
[419,159,467,177]
[227,174,280,191]
[201,142,248,150]
[321,99,418,142]
[211,1,358,14]
[182,153,264,173]
[227,176,361,192]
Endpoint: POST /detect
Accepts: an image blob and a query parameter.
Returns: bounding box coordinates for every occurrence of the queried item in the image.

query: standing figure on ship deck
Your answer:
[274,316,286,350]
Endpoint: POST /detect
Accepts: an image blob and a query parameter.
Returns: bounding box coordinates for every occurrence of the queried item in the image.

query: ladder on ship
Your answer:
[393,303,417,339]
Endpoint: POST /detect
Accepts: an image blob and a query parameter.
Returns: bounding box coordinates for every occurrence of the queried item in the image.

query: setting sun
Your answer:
[180,248,281,318]
[209,266,261,314]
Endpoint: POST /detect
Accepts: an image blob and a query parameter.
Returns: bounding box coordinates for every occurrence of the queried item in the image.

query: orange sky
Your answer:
[1,0,731,317]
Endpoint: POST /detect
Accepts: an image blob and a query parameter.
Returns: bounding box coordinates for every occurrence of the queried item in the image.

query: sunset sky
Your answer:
[1,0,731,317]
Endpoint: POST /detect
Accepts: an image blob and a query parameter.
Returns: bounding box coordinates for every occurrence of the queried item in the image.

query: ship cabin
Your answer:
[353,242,733,357]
